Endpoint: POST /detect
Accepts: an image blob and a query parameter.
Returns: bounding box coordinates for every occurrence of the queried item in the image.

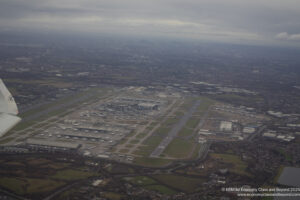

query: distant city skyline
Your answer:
[1,0,300,46]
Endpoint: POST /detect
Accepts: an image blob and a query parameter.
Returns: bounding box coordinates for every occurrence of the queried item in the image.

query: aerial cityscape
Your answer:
[0,0,300,200]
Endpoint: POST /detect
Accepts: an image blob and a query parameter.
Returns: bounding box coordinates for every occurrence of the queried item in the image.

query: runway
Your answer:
[150,100,201,158]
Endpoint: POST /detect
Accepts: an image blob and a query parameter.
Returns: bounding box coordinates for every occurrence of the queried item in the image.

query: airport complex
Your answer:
[2,85,277,167]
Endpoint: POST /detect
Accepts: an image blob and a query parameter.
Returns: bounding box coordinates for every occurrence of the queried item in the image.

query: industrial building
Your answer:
[242,127,256,134]
[219,121,233,132]
[26,138,80,153]
[137,102,159,110]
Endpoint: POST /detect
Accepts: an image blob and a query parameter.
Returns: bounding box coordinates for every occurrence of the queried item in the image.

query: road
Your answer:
[248,125,266,141]
[150,100,201,158]
[43,181,80,200]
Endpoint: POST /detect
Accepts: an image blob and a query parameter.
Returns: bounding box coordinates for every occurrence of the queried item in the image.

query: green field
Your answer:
[0,177,65,195]
[123,176,156,186]
[136,133,147,139]
[191,144,202,159]
[210,153,250,176]
[185,117,200,129]
[26,178,65,194]
[134,157,171,167]
[0,156,100,196]
[163,138,195,158]
[278,148,292,162]
[103,192,126,200]
[144,184,177,195]
[123,176,177,195]
[154,126,171,137]
[152,174,205,193]
[133,96,215,165]
[178,127,194,137]
[0,178,26,195]
[125,144,134,148]
[119,148,129,153]
[273,165,285,183]
[129,139,140,144]
[161,97,215,158]
[135,135,164,156]
[52,169,97,181]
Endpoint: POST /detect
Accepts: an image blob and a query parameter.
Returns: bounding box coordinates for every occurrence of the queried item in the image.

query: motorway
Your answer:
[150,100,201,158]
[248,125,266,141]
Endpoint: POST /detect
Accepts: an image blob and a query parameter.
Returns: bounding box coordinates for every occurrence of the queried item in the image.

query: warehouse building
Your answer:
[220,121,233,132]
[26,139,80,153]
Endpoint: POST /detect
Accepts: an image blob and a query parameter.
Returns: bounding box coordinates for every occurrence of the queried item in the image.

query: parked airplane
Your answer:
[0,79,21,137]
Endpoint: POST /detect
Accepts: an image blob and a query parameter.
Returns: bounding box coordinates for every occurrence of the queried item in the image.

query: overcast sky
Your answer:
[1,0,300,46]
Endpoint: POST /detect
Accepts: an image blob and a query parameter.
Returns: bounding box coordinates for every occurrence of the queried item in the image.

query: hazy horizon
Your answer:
[1,0,300,47]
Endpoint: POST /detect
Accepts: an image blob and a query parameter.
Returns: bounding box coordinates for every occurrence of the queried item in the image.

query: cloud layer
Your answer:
[1,0,300,45]
[276,32,300,41]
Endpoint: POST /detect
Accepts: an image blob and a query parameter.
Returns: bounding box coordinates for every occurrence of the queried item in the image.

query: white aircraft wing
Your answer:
[0,79,18,115]
[0,79,21,137]
[0,113,21,137]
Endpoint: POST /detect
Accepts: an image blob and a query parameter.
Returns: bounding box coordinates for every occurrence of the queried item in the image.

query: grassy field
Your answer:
[0,177,65,195]
[278,148,292,162]
[136,133,147,139]
[26,158,50,165]
[163,138,195,158]
[273,165,285,183]
[152,174,205,193]
[160,98,214,159]
[52,169,97,181]
[185,117,200,129]
[119,148,129,153]
[56,188,78,200]
[103,192,126,200]
[191,143,202,159]
[129,139,140,144]
[125,144,134,148]
[0,156,100,196]
[210,153,250,176]
[123,176,156,186]
[154,126,171,137]
[0,178,26,195]
[177,127,193,137]
[26,178,65,194]
[123,176,177,195]
[134,157,171,167]
[134,135,164,156]
[144,184,177,195]
[132,96,215,166]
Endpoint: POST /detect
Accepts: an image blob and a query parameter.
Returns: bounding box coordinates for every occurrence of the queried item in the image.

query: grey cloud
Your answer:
[1,0,300,46]
[276,32,300,41]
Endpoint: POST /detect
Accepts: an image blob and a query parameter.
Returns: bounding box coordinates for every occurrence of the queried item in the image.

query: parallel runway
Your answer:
[150,100,201,158]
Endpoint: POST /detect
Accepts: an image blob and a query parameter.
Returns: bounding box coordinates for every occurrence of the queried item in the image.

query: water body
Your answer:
[278,167,300,187]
